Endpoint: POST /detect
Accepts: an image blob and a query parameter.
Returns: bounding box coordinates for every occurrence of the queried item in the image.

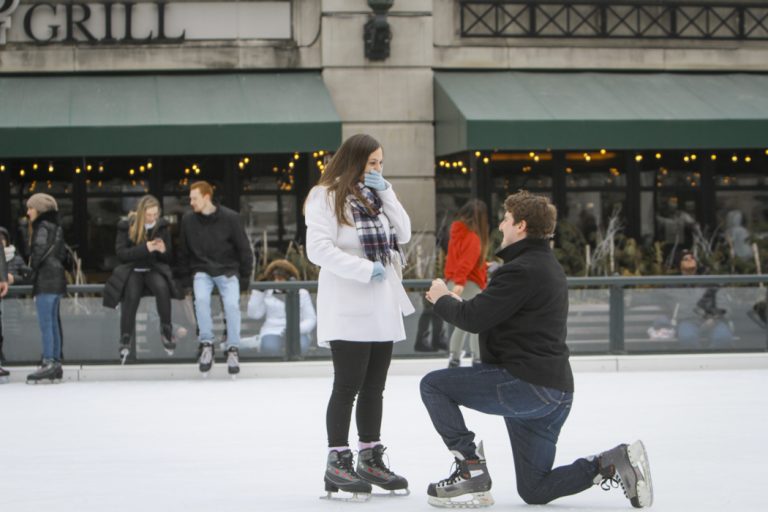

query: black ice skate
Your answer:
[118,334,131,365]
[198,342,214,376]
[226,346,240,377]
[357,445,409,496]
[596,440,653,508]
[0,365,9,383]
[321,449,372,502]
[161,324,176,356]
[26,360,63,384]
[427,441,494,508]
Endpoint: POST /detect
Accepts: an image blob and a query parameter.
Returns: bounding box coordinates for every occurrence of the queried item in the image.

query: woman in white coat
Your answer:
[305,133,414,498]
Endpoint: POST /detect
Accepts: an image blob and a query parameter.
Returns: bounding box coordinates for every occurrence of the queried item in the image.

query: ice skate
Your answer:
[26,360,63,384]
[321,449,372,502]
[118,334,131,365]
[161,324,176,356]
[197,342,214,377]
[226,346,240,379]
[0,365,9,383]
[357,445,409,496]
[596,440,653,508]
[448,357,460,368]
[427,441,494,508]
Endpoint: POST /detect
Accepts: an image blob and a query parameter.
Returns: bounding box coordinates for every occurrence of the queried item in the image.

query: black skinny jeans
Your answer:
[121,270,171,339]
[326,340,393,447]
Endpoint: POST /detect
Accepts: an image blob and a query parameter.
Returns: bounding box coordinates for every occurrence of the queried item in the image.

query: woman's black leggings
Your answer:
[326,340,393,447]
[120,270,171,338]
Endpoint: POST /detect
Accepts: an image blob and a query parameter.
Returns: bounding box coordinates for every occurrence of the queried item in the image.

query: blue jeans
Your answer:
[35,293,62,361]
[193,273,241,348]
[260,334,310,356]
[677,319,733,349]
[420,364,597,505]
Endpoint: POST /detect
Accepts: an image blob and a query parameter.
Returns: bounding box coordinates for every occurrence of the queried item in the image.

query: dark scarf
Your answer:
[347,182,404,267]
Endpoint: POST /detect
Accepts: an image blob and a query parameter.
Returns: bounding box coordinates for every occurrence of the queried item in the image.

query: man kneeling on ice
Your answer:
[422,190,653,509]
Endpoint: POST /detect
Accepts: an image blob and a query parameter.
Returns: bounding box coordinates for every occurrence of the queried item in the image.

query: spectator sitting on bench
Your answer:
[653,250,734,349]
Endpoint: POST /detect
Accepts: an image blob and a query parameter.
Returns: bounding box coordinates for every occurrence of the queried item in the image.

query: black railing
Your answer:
[459,1,768,39]
[4,274,767,364]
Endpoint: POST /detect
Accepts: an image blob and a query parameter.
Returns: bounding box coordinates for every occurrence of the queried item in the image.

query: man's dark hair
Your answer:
[504,190,557,239]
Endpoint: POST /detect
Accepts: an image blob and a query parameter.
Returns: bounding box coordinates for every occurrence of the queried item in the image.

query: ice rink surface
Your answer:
[1,365,766,511]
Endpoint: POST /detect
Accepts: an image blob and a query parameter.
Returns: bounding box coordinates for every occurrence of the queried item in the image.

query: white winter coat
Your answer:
[247,288,317,337]
[305,185,414,347]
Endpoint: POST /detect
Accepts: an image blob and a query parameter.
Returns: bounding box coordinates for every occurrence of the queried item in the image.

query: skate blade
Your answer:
[26,378,62,385]
[372,488,410,497]
[319,492,371,503]
[428,491,494,509]
[201,371,209,378]
[627,440,653,508]
[164,348,175,356]
[120,352,129,365]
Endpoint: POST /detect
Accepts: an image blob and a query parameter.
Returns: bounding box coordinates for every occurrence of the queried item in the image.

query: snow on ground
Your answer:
[1,366,766,511]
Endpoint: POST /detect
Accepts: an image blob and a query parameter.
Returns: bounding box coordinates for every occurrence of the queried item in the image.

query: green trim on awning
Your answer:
[0,73,341,157]
[435,72,768,155]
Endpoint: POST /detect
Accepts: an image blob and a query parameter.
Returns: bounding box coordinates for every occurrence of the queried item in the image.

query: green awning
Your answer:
[435,72,768,155]
[0,73,341,157]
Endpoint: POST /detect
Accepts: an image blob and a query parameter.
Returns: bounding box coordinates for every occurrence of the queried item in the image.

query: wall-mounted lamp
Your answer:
[364,0,393,61]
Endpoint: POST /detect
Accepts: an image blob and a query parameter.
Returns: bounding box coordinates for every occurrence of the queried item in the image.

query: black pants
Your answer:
[121,270,171,339]
[326,340,393,447]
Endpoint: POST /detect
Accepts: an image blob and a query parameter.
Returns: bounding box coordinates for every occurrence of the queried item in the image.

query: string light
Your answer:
[731,155,738,163]
[655,153,662,159]
[288,162,295,169]
[75,167,82,174]
[565,167,573,174]
[482,157,489,164]
[711,154,717,161]
[139,165,145,173]
[313,152,318,158]
[86,164,93,171]
[48,163,54,172]
[244,157,250,164]
[745,156,752,163]
[585,154,592,162]
[238,161,245,170]
[0,164,4,172]
[98,164,104,173]
[184,168,190,175]
[32,163,38,170]
[533,155,540,162]
[129,169,135,176]
[683,155,690,163]
[634,154,643,162]
[293,153,300,160]
[690,154,697,161]
[529,152,535,157]
[600,149,606,155]
[20,169,26,177]
[147,161,153,170]
[194,168,201,175]
[474,151,481,157]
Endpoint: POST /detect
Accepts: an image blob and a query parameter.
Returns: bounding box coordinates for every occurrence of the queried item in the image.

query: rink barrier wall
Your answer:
[4,353,768,383]
[3,274,767,365]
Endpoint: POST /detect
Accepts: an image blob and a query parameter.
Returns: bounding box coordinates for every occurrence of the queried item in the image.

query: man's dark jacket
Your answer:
[103,218,182,309]
[28,211,68,296]
[434,237,573,392]
[177,205,254,288]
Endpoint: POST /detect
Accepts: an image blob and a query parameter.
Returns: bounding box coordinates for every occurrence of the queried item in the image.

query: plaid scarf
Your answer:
[347,182,405,267]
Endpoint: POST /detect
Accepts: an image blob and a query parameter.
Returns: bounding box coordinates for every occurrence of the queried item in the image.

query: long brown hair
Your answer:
[456,199,490,265]
[314,133,381,226]
[128,195,161,245]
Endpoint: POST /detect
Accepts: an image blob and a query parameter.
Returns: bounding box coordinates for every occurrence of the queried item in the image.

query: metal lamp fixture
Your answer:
[364,0,394,61]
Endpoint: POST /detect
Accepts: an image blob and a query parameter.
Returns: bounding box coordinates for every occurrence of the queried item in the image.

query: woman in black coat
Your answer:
[25,193,68,383]
[103,195,181,362]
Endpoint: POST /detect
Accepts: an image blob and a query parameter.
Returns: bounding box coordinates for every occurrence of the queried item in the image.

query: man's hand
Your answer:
[0,281,8,298]
[426,278,453,304]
